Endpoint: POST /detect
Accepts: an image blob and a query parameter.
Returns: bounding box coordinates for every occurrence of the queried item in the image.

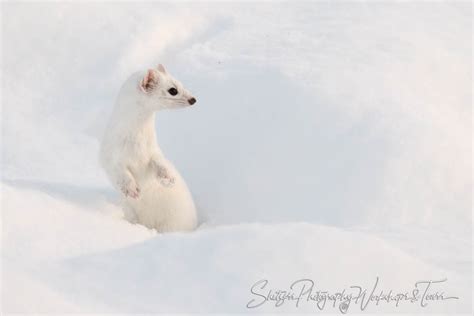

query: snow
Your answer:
[1,1,472,314]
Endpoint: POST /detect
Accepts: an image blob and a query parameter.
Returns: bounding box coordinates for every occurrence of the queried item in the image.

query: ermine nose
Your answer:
[188,97,196,105]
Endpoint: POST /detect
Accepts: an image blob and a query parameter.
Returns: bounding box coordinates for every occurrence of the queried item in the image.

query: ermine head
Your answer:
[138,64,196,110]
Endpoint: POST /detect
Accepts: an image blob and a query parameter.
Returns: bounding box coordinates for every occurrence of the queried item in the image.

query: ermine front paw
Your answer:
[160,176,175,187]
[121,183,140,199]
[156,165,175,188]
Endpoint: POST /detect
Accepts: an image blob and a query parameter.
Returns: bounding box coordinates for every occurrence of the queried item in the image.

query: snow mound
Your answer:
[3,183,469,313]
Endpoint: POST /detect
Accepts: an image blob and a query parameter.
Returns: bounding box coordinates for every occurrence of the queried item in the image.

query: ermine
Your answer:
[100,64,197,232]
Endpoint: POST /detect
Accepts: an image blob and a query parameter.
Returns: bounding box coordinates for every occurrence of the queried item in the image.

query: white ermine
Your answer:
[100,64,197,232]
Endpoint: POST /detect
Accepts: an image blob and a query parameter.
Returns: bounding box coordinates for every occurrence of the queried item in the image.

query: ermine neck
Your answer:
[126,109,156,135]
[124,109,162,155]
[113,95,155,134]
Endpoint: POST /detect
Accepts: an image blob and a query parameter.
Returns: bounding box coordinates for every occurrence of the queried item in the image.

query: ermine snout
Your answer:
[188,97,196,105]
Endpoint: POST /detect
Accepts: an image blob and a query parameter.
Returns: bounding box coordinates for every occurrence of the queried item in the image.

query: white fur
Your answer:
[100,65,197,232]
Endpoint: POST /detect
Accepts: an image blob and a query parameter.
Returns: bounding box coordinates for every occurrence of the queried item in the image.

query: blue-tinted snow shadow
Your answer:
[2,178,117,211]
[157,65,391,227]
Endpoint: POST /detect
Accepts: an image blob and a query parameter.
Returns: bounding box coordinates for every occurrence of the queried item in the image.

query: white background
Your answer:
[1,1,472,313]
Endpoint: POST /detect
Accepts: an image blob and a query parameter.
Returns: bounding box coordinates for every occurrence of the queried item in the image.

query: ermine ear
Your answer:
[157,64,167,74]
[140,69,158,93]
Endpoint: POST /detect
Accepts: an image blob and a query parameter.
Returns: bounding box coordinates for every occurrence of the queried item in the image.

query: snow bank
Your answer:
[3,183,470,313]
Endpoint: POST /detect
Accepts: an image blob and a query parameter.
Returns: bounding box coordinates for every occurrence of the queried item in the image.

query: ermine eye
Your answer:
[168,88,178,96]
